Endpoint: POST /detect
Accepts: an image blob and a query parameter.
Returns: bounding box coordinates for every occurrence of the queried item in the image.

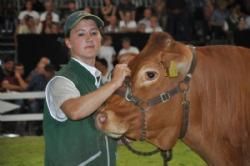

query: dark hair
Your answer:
[15,62,24,66]
[122,37,131,43]
[44,64,56,73]
[3,56,14,63]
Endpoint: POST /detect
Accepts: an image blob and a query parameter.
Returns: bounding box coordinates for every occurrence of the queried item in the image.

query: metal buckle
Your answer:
[160,93,170,102]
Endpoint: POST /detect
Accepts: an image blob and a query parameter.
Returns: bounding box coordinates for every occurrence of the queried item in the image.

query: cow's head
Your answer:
[96,32,195,150]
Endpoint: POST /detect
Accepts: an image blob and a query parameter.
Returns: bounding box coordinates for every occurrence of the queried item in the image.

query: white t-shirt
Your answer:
[40,11,59,23]
[18,10,40,22]
[98,46,116,72]
[245,16,250,29]
[118,46,139,56]
[119,20,137,29]
[145,26,163,33]
[45,58,101,122]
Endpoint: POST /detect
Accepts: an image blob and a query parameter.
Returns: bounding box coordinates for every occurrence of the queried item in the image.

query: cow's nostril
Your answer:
[98,113,107,124]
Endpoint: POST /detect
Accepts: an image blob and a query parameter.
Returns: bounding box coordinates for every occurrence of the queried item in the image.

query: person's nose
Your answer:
[85,33,93,42]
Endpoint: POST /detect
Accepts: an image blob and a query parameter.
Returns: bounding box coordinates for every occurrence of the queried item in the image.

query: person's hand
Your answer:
[111,64,131,89]
[15,71,21,79]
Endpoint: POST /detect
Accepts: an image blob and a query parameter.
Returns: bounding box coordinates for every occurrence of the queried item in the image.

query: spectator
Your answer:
[26,56,50,82]
[60,0,76,26]
[204,0,215,22]
[1,63,27,92]
[223,4,243,33]
[152,0,167,30]
[166,0,192,41]
[26,64,55,113]
[0,57,15,91]
[145,15,163,33]
[100,0,117,24]
[238,16,248,30]
[18,0,40,25]
[117,0,136,20]
[97,35,116,83]
[245,15,250,29]
[118,37,139,57]
[209,1,231,40]
[17,15,40,34]
[38,12,53,34]
[40,0,60,23]
[38,12,61,34]
[104,15,120,33]
[138,7,153,29]
[119,11,137,32]
[50,22,61,34]
[137,22,146,33]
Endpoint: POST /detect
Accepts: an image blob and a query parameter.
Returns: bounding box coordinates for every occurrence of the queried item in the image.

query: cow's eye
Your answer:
[146,71,156,80]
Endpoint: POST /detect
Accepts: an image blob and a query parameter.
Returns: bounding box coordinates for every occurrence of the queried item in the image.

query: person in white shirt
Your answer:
[18,0,40,25]
[145,15,163,33]
[104,15,120,33]
[118,37,139,56]
[97,35,116,83]
[119,11,137,32]
[138,8,153,29]
[245,15,250,29]
[40,0,59,23]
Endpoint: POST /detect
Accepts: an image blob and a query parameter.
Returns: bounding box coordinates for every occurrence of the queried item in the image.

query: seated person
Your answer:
[119,11,137,32]
[118,37,139,57]
[1,63,27,92]
[145,16,163,33]
[0,57,15,91]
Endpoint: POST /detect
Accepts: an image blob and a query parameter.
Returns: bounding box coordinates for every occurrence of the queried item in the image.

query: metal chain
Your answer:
[121,137,160,156]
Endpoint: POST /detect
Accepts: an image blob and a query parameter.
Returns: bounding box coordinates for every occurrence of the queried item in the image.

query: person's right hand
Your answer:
[111,64,131,89]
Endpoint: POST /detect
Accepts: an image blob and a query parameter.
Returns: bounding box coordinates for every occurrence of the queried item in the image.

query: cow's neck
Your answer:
[181,64,210,162]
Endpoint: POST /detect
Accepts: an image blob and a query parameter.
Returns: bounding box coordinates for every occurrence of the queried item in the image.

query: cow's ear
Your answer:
[161,44,193,78]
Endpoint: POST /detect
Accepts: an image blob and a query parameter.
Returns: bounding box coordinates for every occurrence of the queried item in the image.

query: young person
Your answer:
[43,11,131,166]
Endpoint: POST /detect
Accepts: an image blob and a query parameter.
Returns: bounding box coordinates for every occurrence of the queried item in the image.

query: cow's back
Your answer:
[187,45,250,165]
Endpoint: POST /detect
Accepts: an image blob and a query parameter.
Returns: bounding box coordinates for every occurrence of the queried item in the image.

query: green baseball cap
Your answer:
[64,11,104,37]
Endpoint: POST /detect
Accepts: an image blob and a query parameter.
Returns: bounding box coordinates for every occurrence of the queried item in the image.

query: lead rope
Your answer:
[161,150,172,166]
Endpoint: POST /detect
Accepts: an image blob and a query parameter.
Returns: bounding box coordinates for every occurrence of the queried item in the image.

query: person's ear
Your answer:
[64,38,72,49]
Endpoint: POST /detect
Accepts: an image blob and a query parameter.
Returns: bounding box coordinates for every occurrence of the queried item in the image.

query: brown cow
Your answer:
[96,32,250,166]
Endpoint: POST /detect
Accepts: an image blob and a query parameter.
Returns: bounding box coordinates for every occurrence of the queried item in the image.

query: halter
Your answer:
[116,46,197,165]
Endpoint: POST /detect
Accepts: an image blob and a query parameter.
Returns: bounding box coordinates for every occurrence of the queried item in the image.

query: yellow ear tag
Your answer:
[168,61,178,77]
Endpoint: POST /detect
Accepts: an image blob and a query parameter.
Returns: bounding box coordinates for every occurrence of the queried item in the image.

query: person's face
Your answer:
[26,1,33,11]
[15,65,25,76]
[122,41,130,49]
[65,19,102,61]
[144,9,152,18]
[27,17,35,26]
[4,61,14,72]
[109,16,117,25]
[124,12,132,21]
[150,17,158,27]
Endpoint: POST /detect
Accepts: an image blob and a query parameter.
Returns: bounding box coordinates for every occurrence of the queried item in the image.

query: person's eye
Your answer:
[91,31,98,36]
[78,32,85,36]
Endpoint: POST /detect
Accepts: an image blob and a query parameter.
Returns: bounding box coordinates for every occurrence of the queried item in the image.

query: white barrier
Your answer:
[0,113,43,121]
[0,91,45,121]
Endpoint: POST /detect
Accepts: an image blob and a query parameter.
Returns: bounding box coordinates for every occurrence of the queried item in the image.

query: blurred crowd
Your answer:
[0,56,55,113]
[0,0,249,41]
